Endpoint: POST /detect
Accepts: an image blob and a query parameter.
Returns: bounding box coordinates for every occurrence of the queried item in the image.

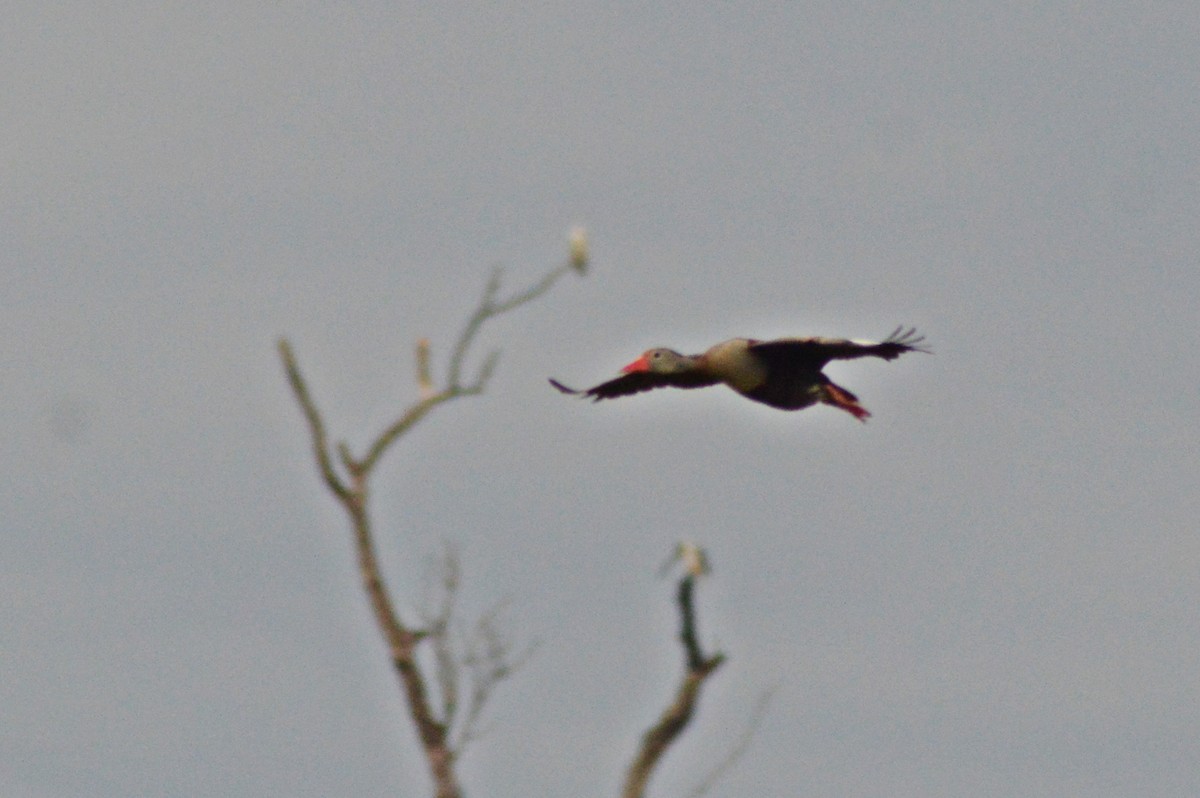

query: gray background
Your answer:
[5,4,1198,796]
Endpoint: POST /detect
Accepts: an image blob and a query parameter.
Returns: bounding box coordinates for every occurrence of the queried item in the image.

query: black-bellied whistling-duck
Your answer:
[549,327,929,421]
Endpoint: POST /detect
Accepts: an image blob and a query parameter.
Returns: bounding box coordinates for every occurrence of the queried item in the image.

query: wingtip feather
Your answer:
[548,378,581,396]
[882,326,932,354]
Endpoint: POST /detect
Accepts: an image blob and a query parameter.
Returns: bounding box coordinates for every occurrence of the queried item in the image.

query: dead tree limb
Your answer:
[279,236,585,798]
[621,574,725,798]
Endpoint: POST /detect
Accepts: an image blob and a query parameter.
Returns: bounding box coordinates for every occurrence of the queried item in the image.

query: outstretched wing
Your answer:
[748,326,930,369]
[549,371,717,402]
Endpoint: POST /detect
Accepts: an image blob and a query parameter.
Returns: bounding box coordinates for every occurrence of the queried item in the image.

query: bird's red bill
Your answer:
[620,355,651,373]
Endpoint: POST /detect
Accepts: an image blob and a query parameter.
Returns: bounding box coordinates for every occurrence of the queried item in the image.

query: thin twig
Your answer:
[447,262,574,388]
[450,598,538,751]
[418,544,462,725]
[364,261,573,473]
[685,688,775,798]
[359,388,461,475]
[489,262,572,315]
[278,339,350,501]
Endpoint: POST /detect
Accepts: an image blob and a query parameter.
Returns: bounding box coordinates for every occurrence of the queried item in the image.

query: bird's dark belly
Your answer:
[734,382,821,411]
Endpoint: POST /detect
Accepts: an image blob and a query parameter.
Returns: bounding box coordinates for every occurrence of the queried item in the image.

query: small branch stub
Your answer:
[569,225,589,273]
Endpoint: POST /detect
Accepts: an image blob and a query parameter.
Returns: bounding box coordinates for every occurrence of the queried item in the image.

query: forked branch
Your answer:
[279,235,586,798]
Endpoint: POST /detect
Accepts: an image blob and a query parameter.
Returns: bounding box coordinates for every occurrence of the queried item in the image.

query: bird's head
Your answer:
[621,348,690,375]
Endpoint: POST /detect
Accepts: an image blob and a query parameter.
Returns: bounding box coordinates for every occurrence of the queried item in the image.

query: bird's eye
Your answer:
[652,352,661,360]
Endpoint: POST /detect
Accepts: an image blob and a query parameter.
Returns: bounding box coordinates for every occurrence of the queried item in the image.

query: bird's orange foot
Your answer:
[823,384,871,422]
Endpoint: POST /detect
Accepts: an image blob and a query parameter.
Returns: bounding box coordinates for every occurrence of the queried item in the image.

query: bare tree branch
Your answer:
[358,388,461,475]
[678,577,708,672]
[354,259,575,477]
[418,544,462,728]
[416,546,541,753]
[277,339,349,501]
[621,574,725,798]
[338,471,461,798]
[447,261,575,389]
[451,598,539,751]
[279,238,585,798]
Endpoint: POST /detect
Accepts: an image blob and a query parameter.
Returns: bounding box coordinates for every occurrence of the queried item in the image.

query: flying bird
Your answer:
[549,326,929,421]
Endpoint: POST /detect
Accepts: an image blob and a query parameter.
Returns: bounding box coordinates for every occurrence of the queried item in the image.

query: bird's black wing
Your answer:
[549,371,717,402]
[748,327,930,369]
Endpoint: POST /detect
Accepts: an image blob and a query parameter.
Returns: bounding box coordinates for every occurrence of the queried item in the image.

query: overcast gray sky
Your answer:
[5,3,1200,797]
